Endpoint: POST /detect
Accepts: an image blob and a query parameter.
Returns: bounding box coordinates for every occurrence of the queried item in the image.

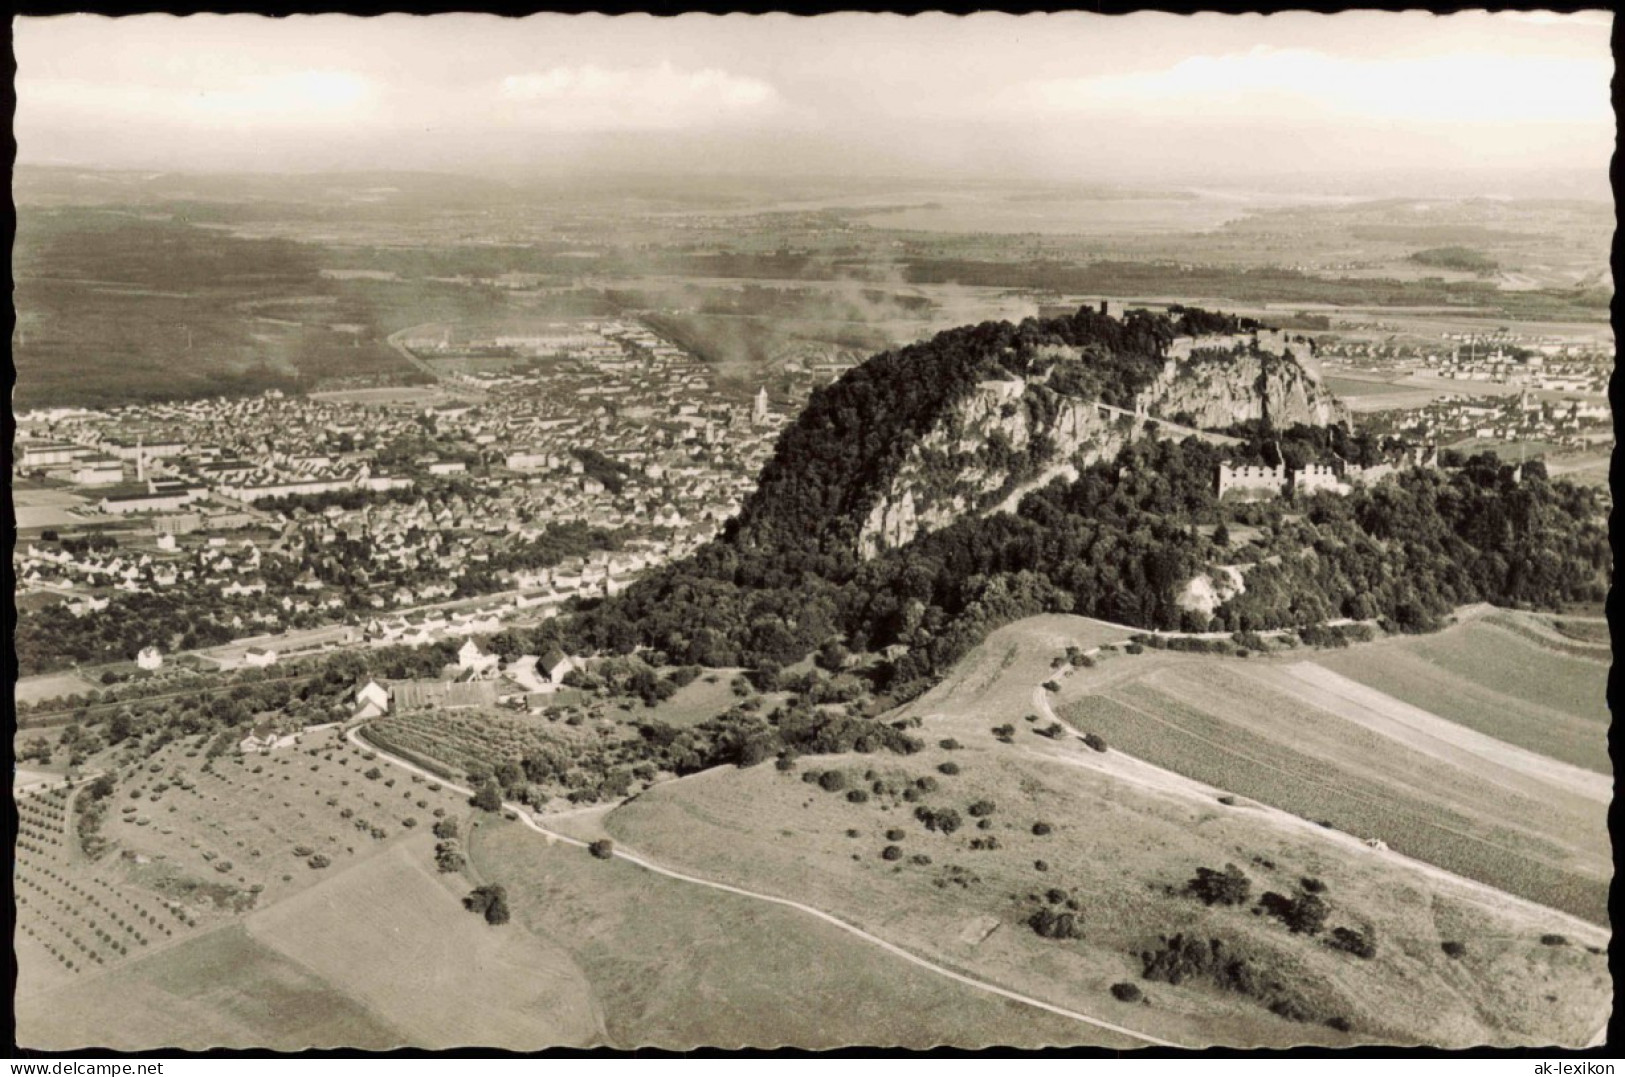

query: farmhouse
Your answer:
[243,646,279,668]
[136,645,163,671]
[353,679,391,720]
[538,648,578,689]
[238,721,281,754]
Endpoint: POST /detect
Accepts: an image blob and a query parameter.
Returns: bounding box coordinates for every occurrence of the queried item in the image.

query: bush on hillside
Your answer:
[1327,927,1376,959]
[1186,864,1251,907]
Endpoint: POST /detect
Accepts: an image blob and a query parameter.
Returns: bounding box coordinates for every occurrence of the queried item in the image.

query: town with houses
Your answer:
[12,318,819,685]
[1320,329,1610,392]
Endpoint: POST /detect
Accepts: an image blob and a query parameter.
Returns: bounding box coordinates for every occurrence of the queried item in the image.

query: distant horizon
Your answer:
[15,12,1613,191]
[14,161,1612,205]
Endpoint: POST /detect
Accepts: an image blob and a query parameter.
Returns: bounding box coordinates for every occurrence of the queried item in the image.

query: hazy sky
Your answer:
[14,12,1616,186]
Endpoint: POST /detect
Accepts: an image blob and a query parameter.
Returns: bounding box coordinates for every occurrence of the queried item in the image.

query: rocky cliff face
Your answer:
[1137,350,1349,429]
[858,378,1139,559]
[855,347,1344,561]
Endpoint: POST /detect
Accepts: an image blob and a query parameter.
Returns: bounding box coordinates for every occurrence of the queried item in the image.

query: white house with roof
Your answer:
[457,639,501,678]
[136,646,163,671]
[353,680,391,720]
[238,720,281,754]
[243,646,278,668]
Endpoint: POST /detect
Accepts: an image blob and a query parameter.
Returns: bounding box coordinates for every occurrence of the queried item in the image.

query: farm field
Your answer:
[16,669,100,706]
[305,385,454,406]
[1322,374,1485,414]
[96,727,471,911]
[16,923,405,1051]
[1322,375,1430,398]
[246,835,601,1049]
[12,725,473,1047]
[363,706,627,790]
[1542,452,1610,487]
[1311,616,1609,774]
[467,815,1128,1050]
[1059,658,1609,925]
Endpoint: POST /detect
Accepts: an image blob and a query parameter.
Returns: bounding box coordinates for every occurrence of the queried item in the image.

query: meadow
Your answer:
[638,669,763,728]
[15,669,100,707]
[245,836,602,1049]
[585,614,1608,1047]
[468,815,1122,1049]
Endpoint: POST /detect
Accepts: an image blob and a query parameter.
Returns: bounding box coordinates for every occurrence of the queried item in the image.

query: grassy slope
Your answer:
[590,615,1609,1048]
[244,835,602,1049]
[468,816,1114,1050]
[639,672,748,727]
[15,924,405,1051]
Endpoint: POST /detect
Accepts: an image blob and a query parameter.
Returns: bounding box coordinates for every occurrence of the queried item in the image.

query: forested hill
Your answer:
[543,304,1606,704]
[725,306,1175,568]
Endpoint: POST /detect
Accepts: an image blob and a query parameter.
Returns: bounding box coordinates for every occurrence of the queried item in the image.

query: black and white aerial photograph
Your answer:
[9,10,1614,1053]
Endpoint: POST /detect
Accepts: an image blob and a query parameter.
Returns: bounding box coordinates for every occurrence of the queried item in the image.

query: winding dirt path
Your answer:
[346,725,1180,1049]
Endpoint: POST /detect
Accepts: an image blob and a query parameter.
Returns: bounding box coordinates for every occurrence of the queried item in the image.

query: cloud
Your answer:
[1000,47,1612,126]
[497,62,781,130]
[19,68,376,130]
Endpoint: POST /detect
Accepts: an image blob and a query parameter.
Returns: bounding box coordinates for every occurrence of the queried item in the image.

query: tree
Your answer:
[1212,522,1230,548]
[434,840,465,873]
[463,884,509,925]
[588,839,614,860]
[472,780,503,812]
[815,639,850,672]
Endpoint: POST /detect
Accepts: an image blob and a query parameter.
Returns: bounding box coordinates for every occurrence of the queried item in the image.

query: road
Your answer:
[346,724,1180,1049]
